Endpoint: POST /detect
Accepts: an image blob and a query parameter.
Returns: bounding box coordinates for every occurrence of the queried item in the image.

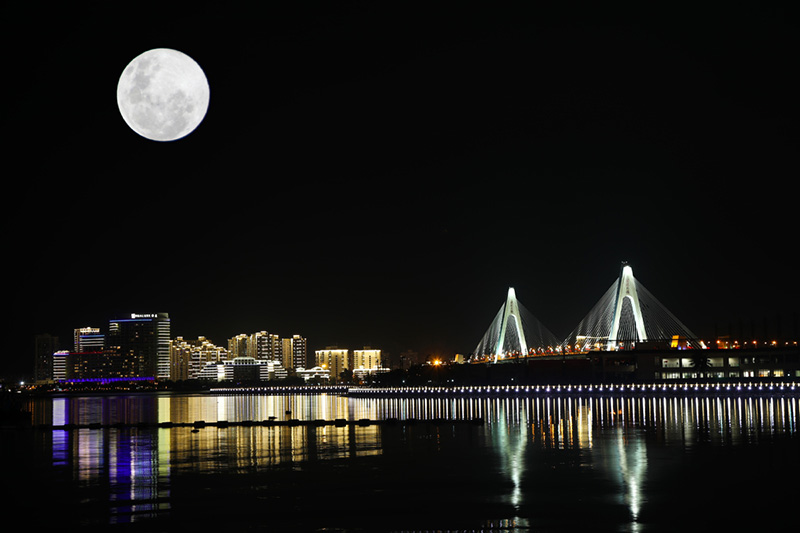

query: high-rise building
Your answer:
[52,350,68,381]
[353,347,382,371]
[170,336,228,381]
[292,334,307,369]
[248,331,281,361]
[74,327,103,352]
[106,313,171,379]
[34,334,60,383]
[352,347,388,381]
[170,339,192,381]
[281,334,307,370]
[315,347,349,382]
[228,334,249,359]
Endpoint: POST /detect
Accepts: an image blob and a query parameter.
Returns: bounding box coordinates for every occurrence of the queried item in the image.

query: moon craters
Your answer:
[117,49,209,142]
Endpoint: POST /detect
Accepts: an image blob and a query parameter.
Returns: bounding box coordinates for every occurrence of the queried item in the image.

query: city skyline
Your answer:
[30,287,800,381]
[5,4,797,380]
[39,312,400,383]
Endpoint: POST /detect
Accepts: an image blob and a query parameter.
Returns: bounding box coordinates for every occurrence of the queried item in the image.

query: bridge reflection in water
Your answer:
[13,392,799,530]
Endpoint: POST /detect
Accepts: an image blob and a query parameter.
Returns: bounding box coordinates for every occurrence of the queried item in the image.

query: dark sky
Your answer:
[4,3,798,378]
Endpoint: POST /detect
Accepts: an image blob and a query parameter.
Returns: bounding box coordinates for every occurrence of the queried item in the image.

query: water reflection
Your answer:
[18,392,799,530]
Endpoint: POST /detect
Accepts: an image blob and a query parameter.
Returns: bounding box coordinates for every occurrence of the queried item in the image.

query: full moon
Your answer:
[117,48,210,141]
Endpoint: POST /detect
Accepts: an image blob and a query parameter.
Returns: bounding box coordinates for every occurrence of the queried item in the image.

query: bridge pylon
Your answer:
[607,262,647,350]
[473,287,560,362]
[562,262,706,352]
[494,288,529,363]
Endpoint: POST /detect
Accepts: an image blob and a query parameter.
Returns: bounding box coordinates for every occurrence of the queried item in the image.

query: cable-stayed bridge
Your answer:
[473,287,562,363]
[471,263,705,362]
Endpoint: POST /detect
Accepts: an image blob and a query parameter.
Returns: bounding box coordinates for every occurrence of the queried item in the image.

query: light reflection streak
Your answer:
[24,391,800,528]
[614,430,647,525]
[492,398,527,511]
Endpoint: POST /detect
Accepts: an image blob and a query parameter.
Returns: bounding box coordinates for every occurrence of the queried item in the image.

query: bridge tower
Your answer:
[494,287,529,362]
[607,262,647,350]
[562,261,705,352]
[473,287,559,362]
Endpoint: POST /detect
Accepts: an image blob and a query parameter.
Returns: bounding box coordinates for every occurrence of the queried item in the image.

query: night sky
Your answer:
[5,3,798,379]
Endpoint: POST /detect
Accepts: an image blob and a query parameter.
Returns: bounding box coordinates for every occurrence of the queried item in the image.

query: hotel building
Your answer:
[106,313,171,379]
[74,327,103,353]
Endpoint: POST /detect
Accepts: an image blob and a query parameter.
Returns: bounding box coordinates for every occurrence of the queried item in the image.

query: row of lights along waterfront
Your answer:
[209,381,799,396]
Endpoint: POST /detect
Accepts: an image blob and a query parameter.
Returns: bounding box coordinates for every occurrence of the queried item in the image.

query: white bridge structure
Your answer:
[473,287,561,362]
[472,263,705,361]
[563,263,705,352]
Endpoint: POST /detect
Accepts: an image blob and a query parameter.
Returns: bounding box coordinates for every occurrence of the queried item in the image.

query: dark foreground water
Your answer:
[3,390,798,532]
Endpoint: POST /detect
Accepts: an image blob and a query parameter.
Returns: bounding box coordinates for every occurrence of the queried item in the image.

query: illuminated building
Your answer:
[263,359,288,380]
[51,350,68,382]
[228,334,249,359]
[315,347,349,382]
[223,332,306,373]
[352,347,389,380]
[74,327,103,352]
[171,336,228,381]
[69,349,139,380]
[249,331,282,361]
[353,347,382,371]
[282,335,307,370]
[106,313,171,379]
[296,366,330,382]
[198,361,226,381]
[197,357,288,381]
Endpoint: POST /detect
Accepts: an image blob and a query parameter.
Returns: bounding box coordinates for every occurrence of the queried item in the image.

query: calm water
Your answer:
[4,391,798,532]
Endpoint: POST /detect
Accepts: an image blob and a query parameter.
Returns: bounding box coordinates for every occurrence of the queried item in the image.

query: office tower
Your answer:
[315,347,349,382]
[74,327,103,352]
[34,333,60,383]
[107,313,171,379]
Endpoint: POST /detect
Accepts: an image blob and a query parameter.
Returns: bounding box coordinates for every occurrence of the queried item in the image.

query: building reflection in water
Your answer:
[49,396,168,524]
[36,392,798,528]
